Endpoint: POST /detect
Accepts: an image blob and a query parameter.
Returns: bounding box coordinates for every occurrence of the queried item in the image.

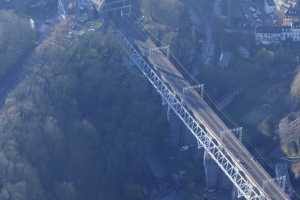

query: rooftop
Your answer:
[286,8,300,16]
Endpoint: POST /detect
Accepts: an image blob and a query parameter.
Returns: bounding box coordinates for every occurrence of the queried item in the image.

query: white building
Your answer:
[283,8,300,25]
[274,0,297,13]
[256,23,300,44]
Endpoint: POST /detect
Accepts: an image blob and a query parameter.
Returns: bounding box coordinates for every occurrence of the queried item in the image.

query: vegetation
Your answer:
[255,48,275,66]
[291,69,300,103]
[138,0,184,27]
[1,0,57,19]
[0,17,173,199]
[0,10,36,80]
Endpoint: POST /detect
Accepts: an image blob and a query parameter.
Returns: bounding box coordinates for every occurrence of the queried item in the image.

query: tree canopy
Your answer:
[0,10,36,79]
[0,18,170,200]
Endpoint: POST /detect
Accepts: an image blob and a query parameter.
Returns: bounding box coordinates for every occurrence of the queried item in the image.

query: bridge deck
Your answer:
[117,18,289,200]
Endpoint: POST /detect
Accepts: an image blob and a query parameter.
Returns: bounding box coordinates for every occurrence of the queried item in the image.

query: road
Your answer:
[116,18,289,200]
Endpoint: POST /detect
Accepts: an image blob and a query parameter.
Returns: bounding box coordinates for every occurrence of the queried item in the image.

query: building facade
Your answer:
[282,8,300,25]
[274,0,298,13]
[256,23,300,44]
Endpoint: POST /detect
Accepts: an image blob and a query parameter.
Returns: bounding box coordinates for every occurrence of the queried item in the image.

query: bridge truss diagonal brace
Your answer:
[117,30,270,200]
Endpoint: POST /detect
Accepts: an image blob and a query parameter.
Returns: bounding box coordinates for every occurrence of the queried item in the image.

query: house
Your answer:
[282,8,300,25]
[238,46,250,59]
[274,0,297,13]
[255,26,282,44]
[255,23,300,44]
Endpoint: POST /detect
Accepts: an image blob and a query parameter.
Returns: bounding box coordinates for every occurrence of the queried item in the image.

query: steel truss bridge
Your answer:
[116,19,290,200]
[90,1,291,199]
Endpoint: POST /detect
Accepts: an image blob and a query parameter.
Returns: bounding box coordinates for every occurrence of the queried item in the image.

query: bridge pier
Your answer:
[232,186,243,200]
[275,162,295,198]
[163,99,196,150]
[58,0,67,19]
[163,97,233,196]
[203,150,219,191]
[203,150,232,193]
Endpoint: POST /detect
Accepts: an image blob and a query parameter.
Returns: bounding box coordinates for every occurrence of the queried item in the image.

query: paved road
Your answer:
[117,18,289,200]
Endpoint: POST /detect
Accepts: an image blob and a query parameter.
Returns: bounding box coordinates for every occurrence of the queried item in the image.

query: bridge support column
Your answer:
[58,0,67,20]
[203,150,219,191]
[232,186,243,199]
[203,150,232,194]
[162,97,171,121]
[263,176,286,193]
[220,127,243,142]
[149,45,170,59]
[162,96,198,151]
[162,97,180,149]
[97,0,132,17]
[182,84,204,102]
[275,162,295,197]
[120,5,131,17]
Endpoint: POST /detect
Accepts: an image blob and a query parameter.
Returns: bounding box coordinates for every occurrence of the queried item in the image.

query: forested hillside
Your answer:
[0,14,172,200]
[0,0,56,19]
[0,10,35,80]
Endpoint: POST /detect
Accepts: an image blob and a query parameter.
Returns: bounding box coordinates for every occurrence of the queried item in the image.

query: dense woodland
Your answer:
[0,10,35,80]
[0,9,170,200]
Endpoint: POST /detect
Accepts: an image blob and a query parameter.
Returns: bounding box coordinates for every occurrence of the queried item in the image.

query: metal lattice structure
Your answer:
[98,0,131,14]
[117,31,270,200]
[58,0,67,19]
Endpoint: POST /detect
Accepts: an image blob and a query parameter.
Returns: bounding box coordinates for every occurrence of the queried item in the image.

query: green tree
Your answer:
[0,10,36,79]
[255,48,274,66]
[139,0,184,27]
[290,69,300,103]
[258,116,274,138]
